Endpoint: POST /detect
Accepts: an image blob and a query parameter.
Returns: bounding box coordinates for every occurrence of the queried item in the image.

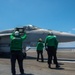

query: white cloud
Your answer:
[72,28,75,30]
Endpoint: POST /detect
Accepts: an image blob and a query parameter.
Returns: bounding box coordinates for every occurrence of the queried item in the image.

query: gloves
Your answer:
[45,46,48,51]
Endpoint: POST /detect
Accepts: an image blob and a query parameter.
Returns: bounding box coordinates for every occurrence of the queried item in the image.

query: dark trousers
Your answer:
[10,51,24,74]
[37,50,44,62]
[47,46,58,65]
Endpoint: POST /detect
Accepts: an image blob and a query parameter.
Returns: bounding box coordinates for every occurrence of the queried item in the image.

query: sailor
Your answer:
[36,38,44,62]
[45,32,60,68]
[10,30,27,75]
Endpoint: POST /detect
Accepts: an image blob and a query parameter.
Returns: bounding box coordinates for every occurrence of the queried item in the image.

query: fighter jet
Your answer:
[0,25,75,57]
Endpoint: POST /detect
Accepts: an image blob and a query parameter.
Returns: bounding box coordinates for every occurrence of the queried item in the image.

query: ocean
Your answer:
[26,47,75,52]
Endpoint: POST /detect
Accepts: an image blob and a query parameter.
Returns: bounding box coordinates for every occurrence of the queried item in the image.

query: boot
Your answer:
[56,64,60,68]
[48,64,51,68]
[12,73,16,75]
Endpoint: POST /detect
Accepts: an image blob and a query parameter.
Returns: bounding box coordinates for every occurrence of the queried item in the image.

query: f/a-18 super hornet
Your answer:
[0,25,75,57]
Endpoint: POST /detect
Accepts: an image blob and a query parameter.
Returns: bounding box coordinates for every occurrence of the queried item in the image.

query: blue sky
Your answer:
[0,0,75,34]
[0,0,75,47]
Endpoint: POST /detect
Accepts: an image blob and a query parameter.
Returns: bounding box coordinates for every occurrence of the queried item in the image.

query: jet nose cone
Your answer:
[57,32,75,42]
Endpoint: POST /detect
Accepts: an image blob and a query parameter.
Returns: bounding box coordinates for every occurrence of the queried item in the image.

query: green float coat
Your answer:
[36,42,44,51]
[10,33,27,51]
[45,35,58,48]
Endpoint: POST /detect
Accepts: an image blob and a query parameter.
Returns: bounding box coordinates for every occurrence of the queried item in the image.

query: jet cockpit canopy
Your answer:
[23,25,39,31]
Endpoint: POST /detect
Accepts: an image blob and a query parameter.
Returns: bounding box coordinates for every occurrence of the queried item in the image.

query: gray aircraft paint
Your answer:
[0,25,75,53]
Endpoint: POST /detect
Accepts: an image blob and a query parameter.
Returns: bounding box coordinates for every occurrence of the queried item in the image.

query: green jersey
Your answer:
[45,35,58,48]
[10,33,27,51]
[36,42,44,51]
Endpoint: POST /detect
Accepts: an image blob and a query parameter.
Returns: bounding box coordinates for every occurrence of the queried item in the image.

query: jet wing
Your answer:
[0,33,11,37]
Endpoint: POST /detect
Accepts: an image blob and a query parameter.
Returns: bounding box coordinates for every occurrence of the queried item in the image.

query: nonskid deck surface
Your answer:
[0,49,75,75]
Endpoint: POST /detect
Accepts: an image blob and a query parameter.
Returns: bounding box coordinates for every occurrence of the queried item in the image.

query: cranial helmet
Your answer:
[14,31,19,36]
[48,32,53,35]
[39,38,42,42]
